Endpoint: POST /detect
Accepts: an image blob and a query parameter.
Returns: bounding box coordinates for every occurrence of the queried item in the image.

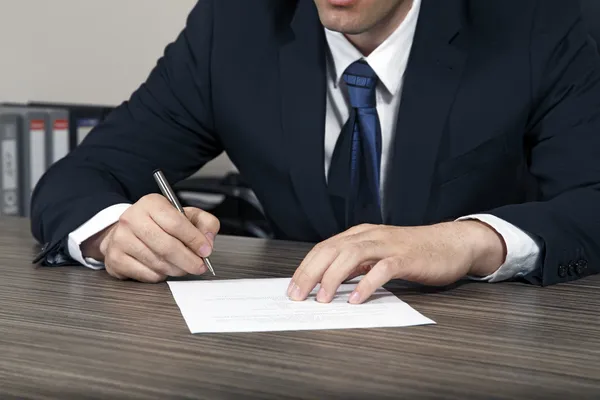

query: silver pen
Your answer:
[152,169,216,276]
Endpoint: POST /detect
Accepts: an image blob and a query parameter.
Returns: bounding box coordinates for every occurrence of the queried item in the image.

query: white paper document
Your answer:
[167,278,435,334]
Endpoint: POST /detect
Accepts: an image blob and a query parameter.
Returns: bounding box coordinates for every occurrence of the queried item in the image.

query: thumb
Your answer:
[183,207,220,246]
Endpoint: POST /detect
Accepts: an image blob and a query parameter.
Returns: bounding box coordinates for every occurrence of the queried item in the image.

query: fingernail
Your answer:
[291,284,302,300]
[348,291,361,304]
[199,244,212,257]
[287,280,295,296]
[316,287,328,302]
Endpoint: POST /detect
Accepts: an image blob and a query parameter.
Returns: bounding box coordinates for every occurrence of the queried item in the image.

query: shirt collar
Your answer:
[324,0,422,95]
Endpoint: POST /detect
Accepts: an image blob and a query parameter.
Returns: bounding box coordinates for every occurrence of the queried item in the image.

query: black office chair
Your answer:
[174,172,274,239]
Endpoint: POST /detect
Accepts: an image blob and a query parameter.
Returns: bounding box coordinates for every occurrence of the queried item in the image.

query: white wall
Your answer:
[0,0,236,176]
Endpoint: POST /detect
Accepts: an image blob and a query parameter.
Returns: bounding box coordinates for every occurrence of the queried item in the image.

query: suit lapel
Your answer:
[385,0,469,226]
[279,0,339,240]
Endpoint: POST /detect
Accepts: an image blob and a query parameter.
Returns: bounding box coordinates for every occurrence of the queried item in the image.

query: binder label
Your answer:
[53,119,69,163]
[77,118,99,145]
[1,138,19,215]
[30,120,46,195]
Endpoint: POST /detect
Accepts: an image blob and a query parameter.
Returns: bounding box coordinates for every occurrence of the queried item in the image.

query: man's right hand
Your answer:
[80,194,220,283]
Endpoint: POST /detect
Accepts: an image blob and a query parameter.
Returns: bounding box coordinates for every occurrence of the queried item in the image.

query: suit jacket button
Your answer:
[567,263,575,276]
[576,259,588,275]
[558,265,567,278]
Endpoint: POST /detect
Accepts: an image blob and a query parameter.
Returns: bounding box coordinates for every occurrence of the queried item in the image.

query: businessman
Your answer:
[32,0,600,304]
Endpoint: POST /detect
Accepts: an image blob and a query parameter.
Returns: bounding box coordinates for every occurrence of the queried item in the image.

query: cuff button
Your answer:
[558,265,567,278]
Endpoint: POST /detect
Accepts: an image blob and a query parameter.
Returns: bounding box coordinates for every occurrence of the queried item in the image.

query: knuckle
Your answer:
[105,250,124,273]
[158,213,180,232]
[357,239,379,252]
[313,241,328,251]
[193,209,220,232]
[155,236,179,258]
[210,216,221,233]
[154,257,180,276]
[153,245,170,259]
[318,246,340,263]
[377,259,396,276]
[104,247,117,265]
[105,259,116,274]
[187,232,207,250]
[118,211,132,227]
[110,226,126,244]
[379,226,397,240]
[151,262,169,276]
[319,242,339,256]
[139,220,158,242]
[140,193,162,205]
[105,266,123,280]
[138,248,161,270]
[352,223,373,233]
[379,259,392,276]
[347,224,361,234]
[137,194,152,209]
[340,242,361,257]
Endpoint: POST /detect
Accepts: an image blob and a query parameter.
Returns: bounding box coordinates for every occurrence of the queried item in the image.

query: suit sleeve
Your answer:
[487,0,600,285]
[30,0,221,262]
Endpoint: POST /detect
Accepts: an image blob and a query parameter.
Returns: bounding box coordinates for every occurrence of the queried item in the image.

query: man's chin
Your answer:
[315,0,373,34]
[319,12,365,34]
[321,19,370,35]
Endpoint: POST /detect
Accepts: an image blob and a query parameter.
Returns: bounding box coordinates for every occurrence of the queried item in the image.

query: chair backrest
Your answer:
[581,0,600,52]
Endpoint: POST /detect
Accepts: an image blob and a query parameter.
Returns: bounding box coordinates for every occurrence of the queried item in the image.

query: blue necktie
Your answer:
[328,60,383,230]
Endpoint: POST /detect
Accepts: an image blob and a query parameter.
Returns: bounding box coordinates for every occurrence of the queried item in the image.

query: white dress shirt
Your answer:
[68,0,541,281]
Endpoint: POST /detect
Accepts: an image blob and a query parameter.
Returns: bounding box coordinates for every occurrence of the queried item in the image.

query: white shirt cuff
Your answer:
[67,203,132,270]
[457,213,542,282]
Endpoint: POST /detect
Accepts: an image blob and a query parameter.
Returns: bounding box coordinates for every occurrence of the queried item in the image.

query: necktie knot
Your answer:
[342,60,378,109]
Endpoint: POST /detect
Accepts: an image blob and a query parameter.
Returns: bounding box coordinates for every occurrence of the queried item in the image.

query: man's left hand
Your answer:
[287,221,506,304]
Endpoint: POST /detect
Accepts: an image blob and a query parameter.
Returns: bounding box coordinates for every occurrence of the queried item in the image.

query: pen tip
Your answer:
[204,258,216,276]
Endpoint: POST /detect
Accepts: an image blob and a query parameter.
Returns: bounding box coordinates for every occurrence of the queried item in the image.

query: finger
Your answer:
[288,224,378,296]
[105,249,167,283]
[105,262,126,280]
[348,257,401,304]
[143,196,214,259]
[296,224,378,270]
[184,207,220,246]
[317,240,382,303]
[123,213,208,275]
[116,226,190,277]
[288,244,338,301]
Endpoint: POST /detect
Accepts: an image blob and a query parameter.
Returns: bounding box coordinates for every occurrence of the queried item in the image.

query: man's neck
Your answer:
[344,0,413,56]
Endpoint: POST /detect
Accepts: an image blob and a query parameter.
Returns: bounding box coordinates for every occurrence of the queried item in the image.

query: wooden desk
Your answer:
[1,216,599,399]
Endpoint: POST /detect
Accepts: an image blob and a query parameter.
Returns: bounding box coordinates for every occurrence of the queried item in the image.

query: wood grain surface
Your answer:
[1,216,599,399]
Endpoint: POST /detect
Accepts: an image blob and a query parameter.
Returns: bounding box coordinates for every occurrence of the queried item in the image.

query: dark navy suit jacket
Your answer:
[31,0,600,286]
